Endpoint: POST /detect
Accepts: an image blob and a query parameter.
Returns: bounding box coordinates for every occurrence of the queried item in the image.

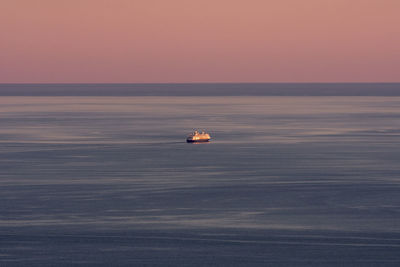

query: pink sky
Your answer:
[1,0,399,83]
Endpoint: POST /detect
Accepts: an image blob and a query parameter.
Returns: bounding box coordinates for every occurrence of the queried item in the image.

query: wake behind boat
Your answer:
[187,130,211,143]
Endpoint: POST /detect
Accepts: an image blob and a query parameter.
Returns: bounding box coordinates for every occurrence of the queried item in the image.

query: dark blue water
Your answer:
[1,83,400,96]
[1,91,400,266]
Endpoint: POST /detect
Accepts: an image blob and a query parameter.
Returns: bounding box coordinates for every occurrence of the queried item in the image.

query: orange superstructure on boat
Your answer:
[186,130,211,143]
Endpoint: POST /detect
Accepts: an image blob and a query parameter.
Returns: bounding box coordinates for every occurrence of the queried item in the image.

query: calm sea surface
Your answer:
[1,92,400,265]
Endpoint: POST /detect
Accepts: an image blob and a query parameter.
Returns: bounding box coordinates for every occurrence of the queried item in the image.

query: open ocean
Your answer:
[1,84,400,266]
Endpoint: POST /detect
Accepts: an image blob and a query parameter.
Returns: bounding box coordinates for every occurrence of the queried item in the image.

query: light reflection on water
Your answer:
[1,96,400,265]
[1,96,400,145]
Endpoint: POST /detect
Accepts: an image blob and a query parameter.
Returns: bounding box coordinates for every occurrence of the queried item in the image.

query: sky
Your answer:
[1,0,399,83]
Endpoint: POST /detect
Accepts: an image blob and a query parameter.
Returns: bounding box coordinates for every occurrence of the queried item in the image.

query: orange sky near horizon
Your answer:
[1,0,399,83]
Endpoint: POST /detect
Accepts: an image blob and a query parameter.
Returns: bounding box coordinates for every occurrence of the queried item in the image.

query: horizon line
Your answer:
[1,82,400,85]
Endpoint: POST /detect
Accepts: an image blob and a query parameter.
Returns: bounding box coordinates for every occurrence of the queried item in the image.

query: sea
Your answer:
[1,83,400,266]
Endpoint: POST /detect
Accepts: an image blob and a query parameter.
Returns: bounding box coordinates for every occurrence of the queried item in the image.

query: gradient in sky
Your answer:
[1,0,399,83]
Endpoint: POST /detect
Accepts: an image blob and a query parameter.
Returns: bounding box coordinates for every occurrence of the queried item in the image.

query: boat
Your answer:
[186,130,211,143]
